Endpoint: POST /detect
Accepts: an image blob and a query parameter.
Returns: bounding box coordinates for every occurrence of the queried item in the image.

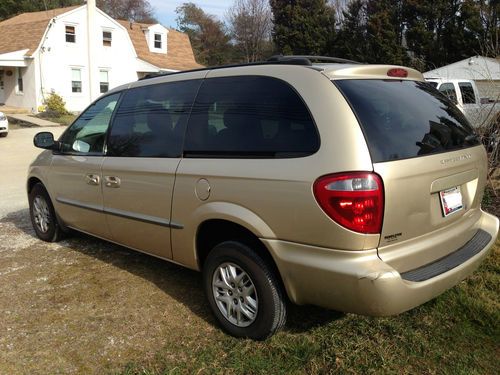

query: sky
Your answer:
[148,0,234,28]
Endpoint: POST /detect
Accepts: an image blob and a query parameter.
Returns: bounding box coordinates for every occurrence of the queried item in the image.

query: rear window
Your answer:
[335,80,480,163]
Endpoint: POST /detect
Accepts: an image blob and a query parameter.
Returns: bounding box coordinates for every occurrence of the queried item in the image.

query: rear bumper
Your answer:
[262,210,498,316]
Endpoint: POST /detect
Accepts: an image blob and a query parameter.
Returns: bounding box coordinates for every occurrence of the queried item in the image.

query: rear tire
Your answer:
[0,132,7,137]
[29,183,64,242]
[203,241,287,340]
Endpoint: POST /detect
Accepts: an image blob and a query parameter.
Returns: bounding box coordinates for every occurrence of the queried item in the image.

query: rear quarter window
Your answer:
[184,76,319,158]
[335,80,480,163]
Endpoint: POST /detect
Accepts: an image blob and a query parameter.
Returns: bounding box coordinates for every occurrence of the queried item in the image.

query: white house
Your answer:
[424,56,500,101]
[0,2,201,112]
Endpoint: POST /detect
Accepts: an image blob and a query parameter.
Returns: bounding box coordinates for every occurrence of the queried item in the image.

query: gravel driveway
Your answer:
[0,128,215,374]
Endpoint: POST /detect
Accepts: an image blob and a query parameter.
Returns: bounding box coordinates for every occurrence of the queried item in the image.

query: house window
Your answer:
[100,70,109,93]
[71,68,82,93]
[66,25,76,43]
[16,67,23,93]
[103,31,112,47]
[154,33,162,49]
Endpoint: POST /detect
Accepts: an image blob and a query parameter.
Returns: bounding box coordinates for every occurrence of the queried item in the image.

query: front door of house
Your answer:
[0,70,5,104]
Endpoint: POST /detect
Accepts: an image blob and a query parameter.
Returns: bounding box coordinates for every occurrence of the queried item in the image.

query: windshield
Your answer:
[334,80,480,162]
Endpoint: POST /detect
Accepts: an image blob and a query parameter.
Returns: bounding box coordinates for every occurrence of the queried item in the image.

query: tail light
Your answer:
[313,172,384,234]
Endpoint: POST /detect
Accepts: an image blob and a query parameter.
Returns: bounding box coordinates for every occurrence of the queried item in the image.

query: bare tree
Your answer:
[96,0,156,23]
[226,0,272,63]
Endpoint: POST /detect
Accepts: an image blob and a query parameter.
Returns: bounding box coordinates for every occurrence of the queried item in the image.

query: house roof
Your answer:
[424,55,500,81]
[0,6,79,56]
[117,20,203,71]
[0,6,202,71]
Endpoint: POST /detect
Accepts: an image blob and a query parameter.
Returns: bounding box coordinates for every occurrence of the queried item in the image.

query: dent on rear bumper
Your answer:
[262,211,498,316]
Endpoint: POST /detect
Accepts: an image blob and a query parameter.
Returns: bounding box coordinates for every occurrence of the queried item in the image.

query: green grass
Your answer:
[118,239,500,375]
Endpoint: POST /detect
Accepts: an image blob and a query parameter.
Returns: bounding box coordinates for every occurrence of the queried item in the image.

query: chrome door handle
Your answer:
[104,176,121,188]
[85,174,100,186]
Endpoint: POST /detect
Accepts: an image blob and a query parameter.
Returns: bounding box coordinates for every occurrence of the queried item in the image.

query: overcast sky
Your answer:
[148,0,233,28]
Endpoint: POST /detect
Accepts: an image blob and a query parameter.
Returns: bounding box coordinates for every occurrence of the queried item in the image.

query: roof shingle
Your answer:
[117,20,203,71]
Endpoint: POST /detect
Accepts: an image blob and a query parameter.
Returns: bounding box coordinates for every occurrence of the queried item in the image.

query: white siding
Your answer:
[37,6,139,112]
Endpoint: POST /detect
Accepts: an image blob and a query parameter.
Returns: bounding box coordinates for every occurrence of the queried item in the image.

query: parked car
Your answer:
[0,111,8,137]
[27,56,499,340]
[425,78,499,128]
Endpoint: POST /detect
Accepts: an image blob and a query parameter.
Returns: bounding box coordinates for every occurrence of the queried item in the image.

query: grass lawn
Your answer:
[34,113,76,126]
[118,236,499,375]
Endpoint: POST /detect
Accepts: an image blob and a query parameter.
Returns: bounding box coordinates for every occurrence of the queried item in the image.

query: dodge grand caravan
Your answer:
[28,56,499,340]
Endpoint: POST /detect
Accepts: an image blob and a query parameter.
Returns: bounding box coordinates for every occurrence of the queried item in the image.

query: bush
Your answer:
[44,92,69,116]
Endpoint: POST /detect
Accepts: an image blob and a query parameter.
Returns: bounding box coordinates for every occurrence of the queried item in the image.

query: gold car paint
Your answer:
[27,63,500,316]
[374,145,488,272]
[262,209,497,315]
[171,65,377,269]
[100,157,180,259]
[48,154,110,239]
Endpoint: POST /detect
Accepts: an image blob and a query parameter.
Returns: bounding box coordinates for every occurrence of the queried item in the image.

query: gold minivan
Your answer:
[28,56,499,339]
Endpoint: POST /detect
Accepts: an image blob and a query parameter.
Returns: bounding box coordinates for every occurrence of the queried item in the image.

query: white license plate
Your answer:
[439,186,463,217]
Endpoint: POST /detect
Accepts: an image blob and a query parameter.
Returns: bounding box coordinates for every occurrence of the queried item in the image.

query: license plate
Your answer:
[439,186,463,217]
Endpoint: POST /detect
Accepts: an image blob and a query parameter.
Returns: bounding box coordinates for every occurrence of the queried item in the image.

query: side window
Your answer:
[184,76,319,158]
[458,82,476,104]
[60,93,120,154]
[439,83,458,104]
[107,79,201,158]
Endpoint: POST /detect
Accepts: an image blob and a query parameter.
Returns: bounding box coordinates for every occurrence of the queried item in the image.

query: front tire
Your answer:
[29,183,64,242]
[203,241,287,340]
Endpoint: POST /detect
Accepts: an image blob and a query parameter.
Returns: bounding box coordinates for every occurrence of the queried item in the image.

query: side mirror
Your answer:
[33,132,56,150]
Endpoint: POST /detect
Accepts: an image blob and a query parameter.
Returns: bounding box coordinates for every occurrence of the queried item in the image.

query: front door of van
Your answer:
[49,93,120,239]
[101,78,202,259]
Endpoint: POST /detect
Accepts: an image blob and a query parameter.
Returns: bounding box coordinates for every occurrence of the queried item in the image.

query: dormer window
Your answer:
[65,25,76,43]
[154,33,162,49]
[103,31,112,47]
[145,24,168,53]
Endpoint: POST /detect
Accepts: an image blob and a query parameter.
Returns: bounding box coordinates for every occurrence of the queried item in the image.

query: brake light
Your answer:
[387,68,408,78]
[313,172,384,234]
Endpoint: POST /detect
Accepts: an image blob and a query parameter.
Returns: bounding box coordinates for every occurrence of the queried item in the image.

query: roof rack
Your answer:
[139,55,360,80]
[267,55,361,65]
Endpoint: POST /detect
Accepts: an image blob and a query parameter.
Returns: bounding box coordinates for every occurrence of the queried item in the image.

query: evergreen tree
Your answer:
[334,0,367,61]
[270,0,335,55]
[365,0,408,65]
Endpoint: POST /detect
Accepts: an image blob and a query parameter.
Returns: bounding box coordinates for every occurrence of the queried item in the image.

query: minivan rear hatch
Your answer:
[335,79,487,272]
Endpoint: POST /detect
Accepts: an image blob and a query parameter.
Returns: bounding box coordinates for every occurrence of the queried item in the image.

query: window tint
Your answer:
[60,93,120,154]
[335,80,479,163]
[459,82,476,104]
[184,76,319,158]
[438,83,458,104]
[107,79,200,158]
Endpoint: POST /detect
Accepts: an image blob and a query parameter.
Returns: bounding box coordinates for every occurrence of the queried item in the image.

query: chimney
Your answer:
[87,0,97,102]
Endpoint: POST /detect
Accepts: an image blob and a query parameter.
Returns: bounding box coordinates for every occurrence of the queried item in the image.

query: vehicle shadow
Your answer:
[1,208,344,334]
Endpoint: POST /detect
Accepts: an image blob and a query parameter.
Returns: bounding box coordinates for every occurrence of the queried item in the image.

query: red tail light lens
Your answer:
[313,172,384,234]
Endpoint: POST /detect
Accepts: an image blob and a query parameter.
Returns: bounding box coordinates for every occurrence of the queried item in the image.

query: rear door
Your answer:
[101,78,202,259]
[335,79,486,272]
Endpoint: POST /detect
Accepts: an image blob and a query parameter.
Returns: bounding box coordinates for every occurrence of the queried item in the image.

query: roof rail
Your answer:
[138,55,360,81]
[267,55,361,64]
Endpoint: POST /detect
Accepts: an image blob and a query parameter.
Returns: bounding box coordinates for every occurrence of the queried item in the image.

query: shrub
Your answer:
[44,92,69,116]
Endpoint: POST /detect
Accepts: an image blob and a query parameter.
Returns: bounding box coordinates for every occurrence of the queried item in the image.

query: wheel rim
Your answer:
[33,195,51,233]
[212,262,258,327]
